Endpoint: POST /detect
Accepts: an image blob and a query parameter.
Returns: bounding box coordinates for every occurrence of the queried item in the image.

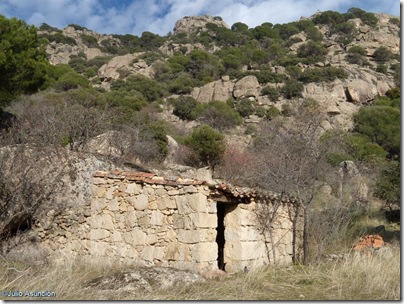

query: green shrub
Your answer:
[39,23,61,32]
[87,56,114,69]
[267,42,286,61]
[145,120,169,159]
[276,23,300,39]
[281,104,292,116]
[196,100,242,131]
[385,87,400,100]
[68,24,87,31]
[332,22,357,45]
[255,107,266,118]
[235,98,255,117]
[302,98,320,110]
[186,50,223,82]
[167,74,196,94]
[244,124,257,135]
[388,18,400,27]
[81,34,99,48]
[100,39,120,54]
[312,10,345,26]
[373,46,392,63]
[117,67,131,79]
[286,66,302,79]
[254,69,286,84]
[252,22,280,41]
[261,86,280,102]
[172,96,198,120]
[354,105,400,157]
[375,160,400,206]
[140,31,166,51]
[304,26,324,42]
[68,56,88,73]
[111,75,166,102]
[299,67,349,83]
[135,51,166,65]
[276,55,309,67]
[53,71,90,91]
[376,64,388,74]
[265,106,280,119]
[84,67,97,78]
[344,133,388,163]
[282,79,303,99]
[346,8,378,27]
[297,41,327,63]
[40,32,77,45]
[346,53,368,65]
[348,46,367,56]
[184,125,225,167]
[333,21,357,35]
[390,63,400,87]
[106,90,147,111]
[231,22,249,32]
[230,69,285,84]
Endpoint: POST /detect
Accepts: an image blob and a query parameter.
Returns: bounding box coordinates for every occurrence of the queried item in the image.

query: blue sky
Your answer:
[0,0,400,36]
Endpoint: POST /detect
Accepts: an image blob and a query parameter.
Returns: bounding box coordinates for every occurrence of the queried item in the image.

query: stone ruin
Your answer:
[31,170,304,273]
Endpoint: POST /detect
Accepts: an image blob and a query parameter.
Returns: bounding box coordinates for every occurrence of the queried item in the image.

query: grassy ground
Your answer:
[0,244,400,301]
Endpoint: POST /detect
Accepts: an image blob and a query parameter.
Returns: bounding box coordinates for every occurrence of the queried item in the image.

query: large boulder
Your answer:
[85,267,205,294]
[344,79,379,103]
[173,15,229,35]
[98,53,138,81]
[191,77,234,103]
[233,75,260,99]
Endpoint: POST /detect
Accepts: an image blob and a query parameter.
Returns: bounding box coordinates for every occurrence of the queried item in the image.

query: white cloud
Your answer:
[0,0,400,36]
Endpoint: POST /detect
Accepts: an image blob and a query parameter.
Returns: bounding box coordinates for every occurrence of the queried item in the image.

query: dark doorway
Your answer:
[216,203,226,271]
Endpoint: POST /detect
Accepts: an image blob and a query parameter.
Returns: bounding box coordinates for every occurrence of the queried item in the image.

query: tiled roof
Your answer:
[93,170,296,204]
[93,170,204,186]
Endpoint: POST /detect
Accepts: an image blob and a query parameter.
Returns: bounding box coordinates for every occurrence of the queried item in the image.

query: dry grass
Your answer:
[0,245,400,301]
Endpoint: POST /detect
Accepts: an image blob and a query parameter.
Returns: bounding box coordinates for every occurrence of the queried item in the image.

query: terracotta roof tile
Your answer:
[93,170,296,204]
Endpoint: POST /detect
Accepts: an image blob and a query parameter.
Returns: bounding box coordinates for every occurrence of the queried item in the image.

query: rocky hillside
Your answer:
[0,8,400,270]
[37,12,399,138]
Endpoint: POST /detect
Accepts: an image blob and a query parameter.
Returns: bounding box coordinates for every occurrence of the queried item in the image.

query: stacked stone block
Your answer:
[30,171,303,273]
[91,176,218,272]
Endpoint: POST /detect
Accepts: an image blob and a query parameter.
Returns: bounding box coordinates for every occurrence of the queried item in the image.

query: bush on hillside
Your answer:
[353,105,400,157]
[235,98,255,117]
[261,86,280,102]
[373,46,393,63]
[81,34,99,48]
[110,75,166,102]
[299,67,349,83]
[172,96,198,120]
[196,100,242,131]
[183,125,225,168]
[281,79,303,99]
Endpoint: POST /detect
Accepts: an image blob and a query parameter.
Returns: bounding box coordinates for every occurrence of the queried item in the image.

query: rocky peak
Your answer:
[173,15,229,35]
[40,25,120,65]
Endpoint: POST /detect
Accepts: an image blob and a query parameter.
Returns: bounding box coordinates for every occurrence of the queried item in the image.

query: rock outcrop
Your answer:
[191,76,235,102]
[85,267,204,293]
[173,15,229,35]
[233,75,261,99]
[98,53,139,81]
[159,42,206,56]
[41,26,118,65]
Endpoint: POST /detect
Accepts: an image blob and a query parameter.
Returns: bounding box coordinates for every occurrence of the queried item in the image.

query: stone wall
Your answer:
[31,171,303,273]
[90,173,218,272]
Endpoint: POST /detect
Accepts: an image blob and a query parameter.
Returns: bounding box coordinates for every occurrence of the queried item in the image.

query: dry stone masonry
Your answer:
[33,170,303,273]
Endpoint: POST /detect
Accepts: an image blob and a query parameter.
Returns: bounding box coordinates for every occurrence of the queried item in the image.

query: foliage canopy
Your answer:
[0,15,49,107]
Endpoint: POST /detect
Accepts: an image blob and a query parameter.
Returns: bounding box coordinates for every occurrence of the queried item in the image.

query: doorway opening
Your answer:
[216,203,226,271]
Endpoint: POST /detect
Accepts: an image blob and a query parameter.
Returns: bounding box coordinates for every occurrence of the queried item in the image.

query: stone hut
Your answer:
[33,170,303,273]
